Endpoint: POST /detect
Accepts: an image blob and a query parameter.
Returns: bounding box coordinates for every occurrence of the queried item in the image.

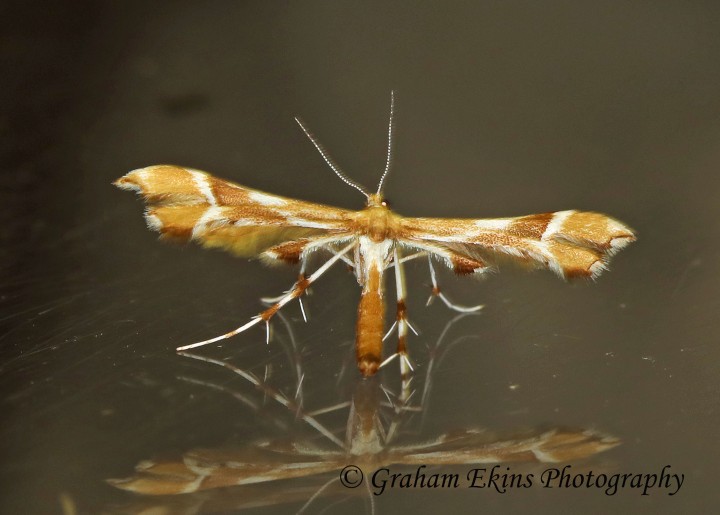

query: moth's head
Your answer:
[366,193,390,209]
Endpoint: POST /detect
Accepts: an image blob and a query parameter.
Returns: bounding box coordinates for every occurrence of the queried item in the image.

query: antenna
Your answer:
[376,90,395,195]
[294,116,370,199]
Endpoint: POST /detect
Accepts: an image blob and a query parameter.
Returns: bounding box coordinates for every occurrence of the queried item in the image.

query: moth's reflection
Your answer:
[108,315,619,513]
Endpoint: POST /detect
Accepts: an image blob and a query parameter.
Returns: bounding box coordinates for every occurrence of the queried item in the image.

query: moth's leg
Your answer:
[380,246,414,383]
[426,255,484,313]
[338,252,355,269]
[385,251,427,269]
[176,241,355,351]
[261,256,311,321]
[261,256,309,302]
[261,235,353,310]
[381,249,423,341]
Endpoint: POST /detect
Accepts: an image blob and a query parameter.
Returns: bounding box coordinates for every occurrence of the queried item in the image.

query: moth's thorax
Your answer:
[354,203,401,243]
[352,200,397,287]
[354,236,393,287]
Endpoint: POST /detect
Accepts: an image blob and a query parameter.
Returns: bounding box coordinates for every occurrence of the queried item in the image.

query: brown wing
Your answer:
[114,165,355,257]
[399,211,635,279]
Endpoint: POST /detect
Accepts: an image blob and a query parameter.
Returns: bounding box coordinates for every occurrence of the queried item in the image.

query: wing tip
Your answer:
[113,175,141,193]
[114,166,156,193]
[607,235,636,255]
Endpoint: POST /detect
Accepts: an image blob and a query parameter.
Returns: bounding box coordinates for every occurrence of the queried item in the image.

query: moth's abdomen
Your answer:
[356,267,384,376]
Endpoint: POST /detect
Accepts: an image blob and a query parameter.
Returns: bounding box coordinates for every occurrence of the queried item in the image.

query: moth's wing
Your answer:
[115,165,355,258]
[399,211,635,279]
[108,445,346,495]
[389,428,619,465]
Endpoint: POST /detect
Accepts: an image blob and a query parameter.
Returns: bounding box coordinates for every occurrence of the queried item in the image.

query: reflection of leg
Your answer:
[426,255,484,313]
[177,241,355,352]
[178,350,344,448]
[271,310,305,412]
[419,312,482,426]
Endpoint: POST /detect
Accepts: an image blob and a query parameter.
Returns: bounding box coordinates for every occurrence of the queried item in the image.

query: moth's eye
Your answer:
[382,199,391,208]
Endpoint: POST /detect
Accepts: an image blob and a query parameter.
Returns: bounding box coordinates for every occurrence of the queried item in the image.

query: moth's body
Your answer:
[353,237,389,375]
[115,92,635,377]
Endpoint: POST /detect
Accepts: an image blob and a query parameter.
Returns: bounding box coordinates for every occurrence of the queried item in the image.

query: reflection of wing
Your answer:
[108,428,619,496]
[400,211,635,279]
[108,445,345,495]
[114,165,355,257]
[390,428,620,464]
[109,482,358,513]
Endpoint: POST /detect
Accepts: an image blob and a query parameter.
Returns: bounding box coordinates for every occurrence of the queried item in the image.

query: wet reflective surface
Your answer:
[2,2,719,513]
[108,329,621,513]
